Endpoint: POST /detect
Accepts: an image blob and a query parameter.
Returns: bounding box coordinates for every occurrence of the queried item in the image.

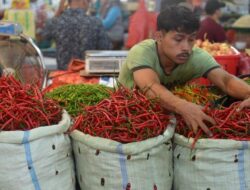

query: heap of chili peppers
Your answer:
[0,76,62,131]
[172,85,220,105]
[72,86,171,143]
[45,84,111,116]
[176,102,250,147]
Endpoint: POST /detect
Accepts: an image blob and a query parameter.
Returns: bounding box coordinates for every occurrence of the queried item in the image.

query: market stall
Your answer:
[1,0,250,190]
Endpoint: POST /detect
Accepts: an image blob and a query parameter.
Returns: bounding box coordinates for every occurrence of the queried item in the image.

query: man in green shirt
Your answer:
[119,5,250,136]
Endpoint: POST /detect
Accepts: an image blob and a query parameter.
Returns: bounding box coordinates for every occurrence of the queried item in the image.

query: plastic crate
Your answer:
[192,46,240,86]
[214,47,240,75]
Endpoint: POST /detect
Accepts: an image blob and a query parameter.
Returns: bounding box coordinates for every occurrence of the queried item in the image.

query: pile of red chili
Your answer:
[176,102,250,143]
[72,86,171,143]
[0,76,62,131]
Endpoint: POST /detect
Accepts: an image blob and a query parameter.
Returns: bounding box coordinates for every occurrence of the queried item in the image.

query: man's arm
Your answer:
[208,68,250,99]
[102,6,121,30]
[208,68,250,110]
[133,68,215,136]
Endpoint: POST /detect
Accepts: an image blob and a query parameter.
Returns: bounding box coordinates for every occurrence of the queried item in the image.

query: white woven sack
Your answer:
[70,118,176,190]
[173,133,250,190]
[0,110,75,190]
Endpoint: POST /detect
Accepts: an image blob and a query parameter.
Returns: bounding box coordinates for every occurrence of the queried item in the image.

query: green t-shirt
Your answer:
[118,39,220,89]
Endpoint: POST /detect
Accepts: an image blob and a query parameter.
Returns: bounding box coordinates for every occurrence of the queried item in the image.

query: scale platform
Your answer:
[85,50,128,74]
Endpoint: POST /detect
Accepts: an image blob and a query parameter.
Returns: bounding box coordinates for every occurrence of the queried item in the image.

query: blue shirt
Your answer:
[101,6,121,30]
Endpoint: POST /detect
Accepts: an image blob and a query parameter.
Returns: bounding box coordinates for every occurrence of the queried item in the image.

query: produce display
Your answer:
[45,84,111,116]
[72,86,172,143]
[176,102,250,148]
[195,39,235,56]
[0,76,62,131]
[171,84,220,105]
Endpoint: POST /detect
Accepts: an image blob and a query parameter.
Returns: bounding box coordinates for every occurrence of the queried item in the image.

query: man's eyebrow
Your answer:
[174,33,186,37]
[174,32,197,38]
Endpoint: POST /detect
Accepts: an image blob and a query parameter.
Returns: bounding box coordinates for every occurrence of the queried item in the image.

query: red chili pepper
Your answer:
[72,85,171,143]
[176,101,250,144]
[0,76,62,131]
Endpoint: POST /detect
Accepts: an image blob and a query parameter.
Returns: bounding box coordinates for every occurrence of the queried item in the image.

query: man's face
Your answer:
[158,30,196,64]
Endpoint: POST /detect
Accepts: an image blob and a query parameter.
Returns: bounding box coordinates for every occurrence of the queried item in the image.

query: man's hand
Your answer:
[175,100,215,137]
[133,68,216,136]
[237,97,250,111]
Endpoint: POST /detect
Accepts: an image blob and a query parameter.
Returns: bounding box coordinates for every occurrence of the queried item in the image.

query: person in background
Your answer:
[41,0,112,70]
[196,0,226,42]
[118,5,250,136]
[125,0,158,49]
[0,9,5,19]
[97,0,124,50]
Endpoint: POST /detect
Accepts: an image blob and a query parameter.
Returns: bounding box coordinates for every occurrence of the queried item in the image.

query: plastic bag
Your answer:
[125,0,158,49]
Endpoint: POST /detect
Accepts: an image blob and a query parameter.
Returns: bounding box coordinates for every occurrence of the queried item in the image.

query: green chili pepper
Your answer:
[45,84,111,116]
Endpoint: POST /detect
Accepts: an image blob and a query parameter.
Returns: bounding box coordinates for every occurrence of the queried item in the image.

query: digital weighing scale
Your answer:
[85,50,128,74]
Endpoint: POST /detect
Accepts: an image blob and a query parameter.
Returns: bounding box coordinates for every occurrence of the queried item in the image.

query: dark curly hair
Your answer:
[157,5,200,34]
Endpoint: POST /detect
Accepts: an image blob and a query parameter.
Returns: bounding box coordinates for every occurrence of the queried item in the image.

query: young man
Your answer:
[118,6,250,136]
[41,0,112,70]
[196,0,226,42]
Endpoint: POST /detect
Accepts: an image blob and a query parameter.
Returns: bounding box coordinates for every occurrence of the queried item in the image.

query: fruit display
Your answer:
[195,39,235,56]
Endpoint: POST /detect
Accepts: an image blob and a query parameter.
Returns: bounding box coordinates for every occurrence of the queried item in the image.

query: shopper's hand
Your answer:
[237,97,250,111]
[176,101,215,137]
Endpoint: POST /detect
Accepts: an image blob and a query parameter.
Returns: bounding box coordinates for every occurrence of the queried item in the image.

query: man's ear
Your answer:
[155,31,163,42]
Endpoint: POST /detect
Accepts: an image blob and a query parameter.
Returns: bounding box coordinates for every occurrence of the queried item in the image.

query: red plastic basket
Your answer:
[192,46,240,86]
[214,47,240,75]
